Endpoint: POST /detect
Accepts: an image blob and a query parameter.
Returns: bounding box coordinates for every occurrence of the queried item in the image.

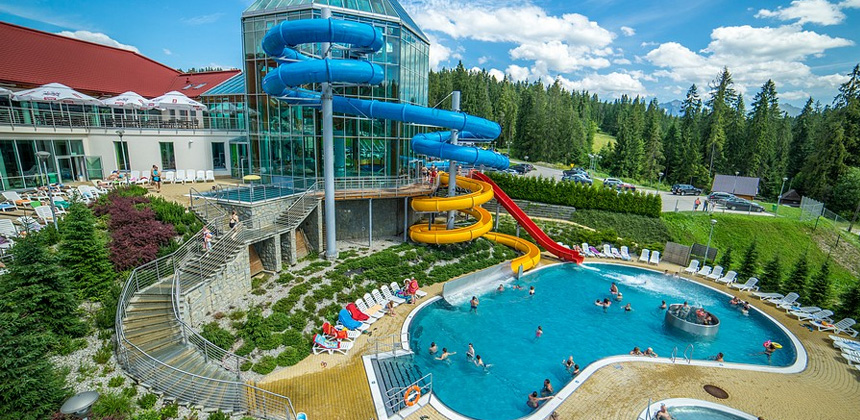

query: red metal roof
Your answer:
[0,21,239,99]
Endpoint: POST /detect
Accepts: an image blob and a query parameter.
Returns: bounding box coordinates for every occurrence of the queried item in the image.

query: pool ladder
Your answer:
[670,343,694,364]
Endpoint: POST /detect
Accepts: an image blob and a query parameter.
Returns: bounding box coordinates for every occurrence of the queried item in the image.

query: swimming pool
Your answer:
[638,399,758,420]
[406,263,799,420]
[201,186,296,202]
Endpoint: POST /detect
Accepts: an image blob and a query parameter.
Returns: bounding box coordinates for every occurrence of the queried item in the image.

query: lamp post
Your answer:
[731,171,739,194]
[776,177,789,209]
[658,171,664,187]
[116,129,128,183]
[704,219,717,264]
[36,151,58,230]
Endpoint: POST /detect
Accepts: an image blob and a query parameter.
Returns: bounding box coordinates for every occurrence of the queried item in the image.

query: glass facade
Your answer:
[0,139,91,189]
[241,0,430,185]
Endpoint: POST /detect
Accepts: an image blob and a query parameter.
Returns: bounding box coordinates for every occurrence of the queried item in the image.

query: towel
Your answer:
[313,334,339,349]
[338,308,363,331]
[346,303,369,321]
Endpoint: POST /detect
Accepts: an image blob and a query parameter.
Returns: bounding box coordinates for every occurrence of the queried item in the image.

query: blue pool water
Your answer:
[202,187,295,202]
[408,263,796,420]
[667,406,750,420]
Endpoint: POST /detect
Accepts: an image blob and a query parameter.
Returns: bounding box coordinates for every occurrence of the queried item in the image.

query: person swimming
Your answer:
[562,356,575,373]
[535,326,543,338]
[498,284,505,292]
[529,286,535,296]
[571,364,580,376]
[436,347,457,361]
[660,300,667,310]
[616,292,623,301]
[466,343,475,360]
[710,352,724,362]
[527,391,552,409]
[474,354,484,367]
[630,346,644,356]
[429,342,437,355]
[610,282,619,295]
[470,296,479,313]
[540,378,554,397]
[644,347,658,357]
[742,301,750,316]
[624,303,632,312]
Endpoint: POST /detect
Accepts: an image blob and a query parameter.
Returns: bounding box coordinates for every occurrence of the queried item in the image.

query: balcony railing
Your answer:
[0,105,246,131]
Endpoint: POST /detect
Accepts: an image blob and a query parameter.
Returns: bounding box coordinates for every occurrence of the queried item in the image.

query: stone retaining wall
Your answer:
[183,249,251,327]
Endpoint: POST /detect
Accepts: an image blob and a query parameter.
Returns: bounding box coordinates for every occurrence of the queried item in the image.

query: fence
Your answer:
[662,242,692,267]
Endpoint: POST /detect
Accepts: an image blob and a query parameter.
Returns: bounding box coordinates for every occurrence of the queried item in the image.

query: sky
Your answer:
[1,0,858,106]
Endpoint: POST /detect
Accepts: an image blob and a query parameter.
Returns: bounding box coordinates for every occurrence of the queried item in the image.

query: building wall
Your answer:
[333,197,408,241]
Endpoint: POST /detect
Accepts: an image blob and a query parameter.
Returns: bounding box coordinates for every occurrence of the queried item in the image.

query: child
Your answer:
[535,326,543,339]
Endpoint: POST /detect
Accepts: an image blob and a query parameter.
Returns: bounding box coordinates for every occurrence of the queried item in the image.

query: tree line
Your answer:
[429,63,860,218]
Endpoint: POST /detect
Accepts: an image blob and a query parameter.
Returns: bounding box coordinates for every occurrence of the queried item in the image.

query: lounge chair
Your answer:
[787,306,822,317]
[77,185,96,203]
[620,246,631,261]
[589,246,603,257]
[186,169,196,183]
[683,260,700,274]
[829,334,860,348]
[163,171,175,184]
[390,281,418,302]
[611,247,623,259]
[0,219,19,238]
[603,244,614,258]
[696,266,712,277]
[381,285,406,306]
[404,278,428,298]
[174,169,187,184]
[322,321,361,340]
[812,318,858,337]
[91,180,110,193]
[753,291,783,300]
[205,170,216,182]
[639,249,650,263]
[345,303,375,325]
[363,292,384,310]
[16,216,42,232]
[580,243,592,257]
[834,339,860,353]
[766,292,799,306]
[842,350,860,367]
[2,191,31,207]
[312,334,354,355]
[715,271,738,285]
[371,289,391,307]
[195,170,206,183]
[729,277,758,291]
[356,298,383,320]
[793,309,833,322]
[337,308,369,332]
[35,206,56,224]
[649,251,660,265]
[51,197,68,214]
[706,266,724,281]
[0,200,16,212]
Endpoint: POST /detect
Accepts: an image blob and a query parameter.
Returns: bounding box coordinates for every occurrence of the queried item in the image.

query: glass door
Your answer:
[230,142,249,179]
[57,155,90,182]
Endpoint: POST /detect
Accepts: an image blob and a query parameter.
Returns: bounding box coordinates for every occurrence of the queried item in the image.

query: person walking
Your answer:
[694,197,701,211]
[150,165,161,193]
[202,226,213,251]
[229,210,239,229]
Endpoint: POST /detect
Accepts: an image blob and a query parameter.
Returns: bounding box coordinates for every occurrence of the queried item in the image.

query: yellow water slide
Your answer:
[409,172,541,272]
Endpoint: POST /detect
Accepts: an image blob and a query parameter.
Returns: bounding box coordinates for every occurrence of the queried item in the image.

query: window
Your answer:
[114,141,129,171]
[211,142,226,170]
[159,142,176,170]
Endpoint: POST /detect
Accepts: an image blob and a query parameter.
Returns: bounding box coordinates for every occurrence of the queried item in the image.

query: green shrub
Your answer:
[108,375,126,387]
[93,342,113,364]
[56,336,87,356]
[276,347,301,366]
[251,356,277,375]
[201,322,235,350]
[289,313,308,331]
[240,361,253,371]
[91,391,133,419]
[276,272,296,285]
[281,329,306,348]
[265,312,290,332]
[161,402,180,419]
[137,393,158,410]
[98,329,114,340]
[235,342,255,357]
[207,410,230,420]
[134,410,161,420]
[228,309,246,321]
[257,333,283,351]
[121,386,138,399]
[239,307,271,344]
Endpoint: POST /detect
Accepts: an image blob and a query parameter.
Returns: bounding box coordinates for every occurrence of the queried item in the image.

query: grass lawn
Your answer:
[662,212,859,293]
[593,131,616,153]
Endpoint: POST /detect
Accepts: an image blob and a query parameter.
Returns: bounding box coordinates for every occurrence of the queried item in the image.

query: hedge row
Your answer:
[487,172,662,218]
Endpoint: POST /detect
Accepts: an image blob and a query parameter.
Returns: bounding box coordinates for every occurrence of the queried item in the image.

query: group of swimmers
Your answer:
[429,342,489,368]
[527,378,556,409]
[497,283,536,296]
[729,296,751,315]
[595,282,633,311]
[629,346,658,357]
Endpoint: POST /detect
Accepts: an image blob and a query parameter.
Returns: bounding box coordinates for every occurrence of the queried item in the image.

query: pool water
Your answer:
[668,406,750,420]
[408,263,795,420]
[202,187,295,202]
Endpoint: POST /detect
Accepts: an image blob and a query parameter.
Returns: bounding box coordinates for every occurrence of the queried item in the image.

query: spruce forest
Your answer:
[429,63,860,218]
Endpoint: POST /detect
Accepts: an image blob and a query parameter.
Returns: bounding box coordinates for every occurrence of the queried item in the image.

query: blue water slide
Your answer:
[261,18,509,170]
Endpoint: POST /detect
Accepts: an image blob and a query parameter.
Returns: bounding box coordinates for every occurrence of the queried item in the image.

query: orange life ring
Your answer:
[404,385,421,406]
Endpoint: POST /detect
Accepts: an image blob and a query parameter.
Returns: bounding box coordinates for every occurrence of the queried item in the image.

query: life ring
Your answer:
[404,385,421,406]
[772,342,783,349]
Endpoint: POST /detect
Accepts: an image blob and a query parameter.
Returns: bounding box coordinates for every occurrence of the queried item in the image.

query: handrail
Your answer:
[670,346,678,363]
[683,343,694,364]
[645,398,653,420]
[275,182,318,229]
[115,188,296,419]
[383,372,432,413]
[366,333,404,358]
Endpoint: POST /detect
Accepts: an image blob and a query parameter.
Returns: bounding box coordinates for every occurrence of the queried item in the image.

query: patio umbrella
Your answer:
[101,91,151,109]
[12,82,101,105]
[145,91,207,110]
[0,86,12,96]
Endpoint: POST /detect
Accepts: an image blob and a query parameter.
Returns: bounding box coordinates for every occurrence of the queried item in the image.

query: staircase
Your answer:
[274,184,319,231]
[115,190,295,418]
[371,356,430,416]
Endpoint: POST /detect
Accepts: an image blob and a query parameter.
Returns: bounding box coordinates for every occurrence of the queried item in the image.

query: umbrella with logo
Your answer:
[145,91,207,110]
[13,82,101,105]
[0,86,12,97]
[101,91,151,109]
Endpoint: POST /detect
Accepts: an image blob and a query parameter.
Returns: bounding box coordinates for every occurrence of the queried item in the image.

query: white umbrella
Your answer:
[145,91,207,111]
[0,87,12,97]
[101,91,151,109]
[12,82,101,105]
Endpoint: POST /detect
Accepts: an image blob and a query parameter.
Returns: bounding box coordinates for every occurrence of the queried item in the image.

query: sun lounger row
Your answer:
[753,292,858,337]
[580,243,660,265]
[828,336,860,373]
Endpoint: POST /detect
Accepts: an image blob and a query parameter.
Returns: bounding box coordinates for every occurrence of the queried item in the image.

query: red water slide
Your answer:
[472,171,585,264]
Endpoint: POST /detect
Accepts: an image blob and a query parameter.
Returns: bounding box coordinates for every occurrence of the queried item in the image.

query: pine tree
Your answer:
[835,63,860,166]
[642,98,665,182]
[704,67,737,176]
[836,280,860,320]
[806,262,832,308]
[59,203,116,301]
[0,232,87,339]
[782,256,809,296]
[788,98,819,177]
[758,255,783,293]
[736,241,760,282]
[718,246,733,272]
[745,80,780,177]
[797,119,847,200]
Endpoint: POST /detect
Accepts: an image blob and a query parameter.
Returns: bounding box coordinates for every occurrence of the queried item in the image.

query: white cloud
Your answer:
[163,48,172,56]
[487,68,505,81]
[505,64,531,82]
[756,0,845,25]
[477,56,489,65]
[556,72,648,98]
[181,13,224,25]
[510,41,611,73]
[841,0,860,7]
[704,25,853,62]
[620,26,636,36]
[426,33,453,70]
[56,30,139,53]
[780,90,812,100]
[613,58,632,65]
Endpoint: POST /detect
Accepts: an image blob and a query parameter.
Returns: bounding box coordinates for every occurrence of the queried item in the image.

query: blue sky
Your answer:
[2,0,858,106]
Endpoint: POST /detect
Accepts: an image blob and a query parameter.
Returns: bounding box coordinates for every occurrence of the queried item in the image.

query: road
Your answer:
[514,161,773,216]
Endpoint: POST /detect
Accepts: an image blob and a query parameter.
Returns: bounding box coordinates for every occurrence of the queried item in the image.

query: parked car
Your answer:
[724,197,764,212]
[501,168,520,175]
[509,164,531,174]
[617,182,636,192]
[562,174,593,185]
[563,168,589,177]
[707,192,736,205]
[603,178,622,188]
[671,184,703,195]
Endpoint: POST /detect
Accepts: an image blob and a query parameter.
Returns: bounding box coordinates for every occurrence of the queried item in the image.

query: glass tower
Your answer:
[241,0,430,186]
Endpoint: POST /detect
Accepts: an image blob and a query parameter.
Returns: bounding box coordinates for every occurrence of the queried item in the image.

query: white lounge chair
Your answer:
[0,199,16,212]
[603,244,614,258]
[163,171,175,184]
[381,285,406,306]
[35,206,56,224]
[683,260,700,274]
[715,271,738,285]
[195,170,206,182]
[16,216,42,232]
[649,251,660,265]
[793,309,833,322]
[812,318,858,337]
[2,191,31,207]
[829,335,860,348]
[51,197,68,214]
[833,338,860,353]
[638,249,650,263]
[729,277,758,291]
[312,334,354,355]
[76,185,95,203]
[186,169,196,183]
[842,350,860,366]
[768,292,800,308]
[706,266,724,281]
[356,298,383,320]
[620,246,631,261]
[611,247,623,259]
[174,169,187,184]
[696,266,712,277]
[205,170,215,182]
[90,180,109,195]
[753,291,783,300]
[582,243,596,257]
[0,219,19,238]
[371,289,391,307]
[788,306,822,317]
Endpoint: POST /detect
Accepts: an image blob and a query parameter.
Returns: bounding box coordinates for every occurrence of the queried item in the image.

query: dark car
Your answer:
[603,178,622,188]
[562,174,593,185]
[509,164,529,174]
[617,182,636,192]
[707,192,736,205]
[671,184,703,195]
[563,168,589,177]
[724,197,764,212]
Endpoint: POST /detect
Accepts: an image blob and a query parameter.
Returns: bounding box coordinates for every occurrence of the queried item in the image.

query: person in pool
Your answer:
[616,292,623,301]
[644,347,658,357]
[624,303,632,312]
[474,354,485,367]
[498,284,505,292]
[470,296,479,313]
[655,404,674,420]
[610,282,619,295]
[562,356,575,373]
[535,326,543,338]
[436,347,456,361]
[466,343,475,360]
[730,296,741,305]
[660,300,667,310]
[529,286,535,296]
[630,346,644,356]
[540,378,554,397]
[527,391,552,409]
[429,342,437,355]
[742,301,751,316]
[761,342,779,361]
[710,352,724,362]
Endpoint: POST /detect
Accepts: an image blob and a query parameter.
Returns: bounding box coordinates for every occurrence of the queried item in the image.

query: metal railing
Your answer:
[115,190,297,419]
[0,104,245,132]
[383,372,432,414]
[683,343,694,364]
[366,333,407,358]
[275,182,319,228]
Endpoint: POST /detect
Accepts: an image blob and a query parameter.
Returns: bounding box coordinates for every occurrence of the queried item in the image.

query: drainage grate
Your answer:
[703,384,729,399]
